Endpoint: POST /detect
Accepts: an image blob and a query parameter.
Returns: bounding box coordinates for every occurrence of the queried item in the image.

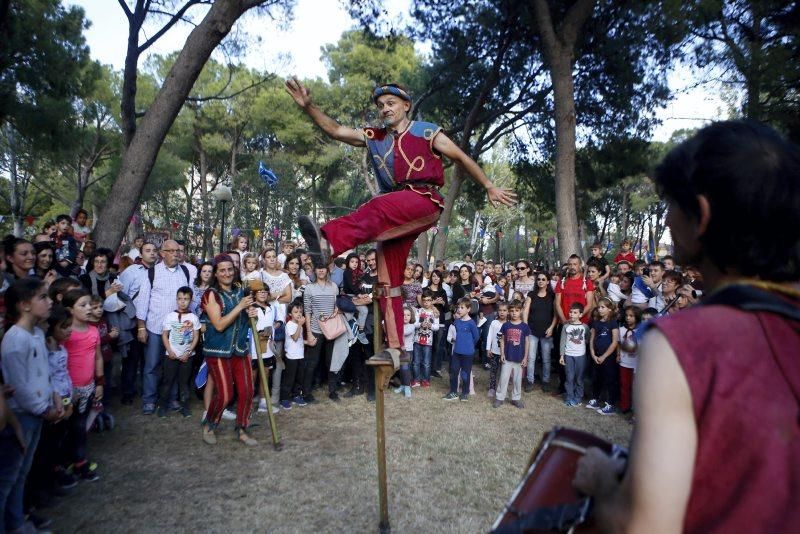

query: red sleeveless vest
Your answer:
[654,305,800,533]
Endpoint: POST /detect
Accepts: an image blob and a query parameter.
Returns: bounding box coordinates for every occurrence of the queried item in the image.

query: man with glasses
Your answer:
[133,240,192,415]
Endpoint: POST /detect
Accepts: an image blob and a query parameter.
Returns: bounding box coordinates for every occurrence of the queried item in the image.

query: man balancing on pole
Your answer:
[284,78,516,366]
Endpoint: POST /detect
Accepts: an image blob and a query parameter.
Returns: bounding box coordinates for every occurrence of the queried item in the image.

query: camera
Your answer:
[642,267,650,277]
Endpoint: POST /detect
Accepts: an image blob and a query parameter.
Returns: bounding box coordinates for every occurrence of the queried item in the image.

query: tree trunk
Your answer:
[532,0,595,263]
[433,165,466,262]
[745,8,763,121]
[417,231,429,269]
[199,150,213,260]
[94,0,268,252]
[621,186,629,240]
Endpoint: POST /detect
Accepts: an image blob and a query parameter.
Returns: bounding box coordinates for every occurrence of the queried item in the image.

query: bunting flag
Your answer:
[253,229,261,238]
[171,221,180,230]
[443,226,449,235]
[0,215,5,223]
[431,226,439,235]
[479,228,486,237]
[231,228,241,237]
[532,235,539,245]
[273,227,280,237]
[24,215,35,226]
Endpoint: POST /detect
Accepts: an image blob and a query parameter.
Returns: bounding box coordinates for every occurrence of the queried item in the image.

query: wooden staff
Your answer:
[250,316,283,451]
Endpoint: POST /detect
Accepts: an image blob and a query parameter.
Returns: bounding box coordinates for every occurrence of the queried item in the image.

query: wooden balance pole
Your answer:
[250,317,283,451]
[366,284,393,534]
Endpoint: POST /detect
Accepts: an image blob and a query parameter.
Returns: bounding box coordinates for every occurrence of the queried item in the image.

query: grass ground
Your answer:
[49,368,631,534]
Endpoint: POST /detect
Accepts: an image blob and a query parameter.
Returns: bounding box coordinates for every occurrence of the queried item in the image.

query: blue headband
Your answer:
[372,85,411,103]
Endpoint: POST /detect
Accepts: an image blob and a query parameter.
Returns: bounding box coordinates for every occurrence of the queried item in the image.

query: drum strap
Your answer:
[491,498,591,534]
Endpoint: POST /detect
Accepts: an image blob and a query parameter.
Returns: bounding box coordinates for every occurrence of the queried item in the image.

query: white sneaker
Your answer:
[257,398,268,412]
[585,399,600,409]
[271,405,279,414]
[221,408,237,420]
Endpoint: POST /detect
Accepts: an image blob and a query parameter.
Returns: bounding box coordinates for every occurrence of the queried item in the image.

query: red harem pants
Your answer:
[321,189,442,349]
[619,365,634,412]
[206,356,254,429]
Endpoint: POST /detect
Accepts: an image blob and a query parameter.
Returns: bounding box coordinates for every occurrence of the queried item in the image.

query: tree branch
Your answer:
[138,0,209,53]
[117,0,133,20]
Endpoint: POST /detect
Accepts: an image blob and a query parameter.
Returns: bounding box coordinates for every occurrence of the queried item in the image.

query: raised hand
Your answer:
[285,77,312,109]
[487,186,518,208]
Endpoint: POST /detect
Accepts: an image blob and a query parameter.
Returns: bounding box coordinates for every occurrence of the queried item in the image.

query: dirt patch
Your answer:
[49,370,631,533]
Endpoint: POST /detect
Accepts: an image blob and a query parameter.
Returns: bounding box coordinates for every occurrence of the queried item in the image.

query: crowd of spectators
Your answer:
[0,210,704,533]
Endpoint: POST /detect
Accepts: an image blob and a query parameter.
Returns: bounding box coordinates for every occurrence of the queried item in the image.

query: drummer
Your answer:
[573,121,800,531]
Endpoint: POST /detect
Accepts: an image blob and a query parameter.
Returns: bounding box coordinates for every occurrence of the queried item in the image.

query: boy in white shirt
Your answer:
[485,302,508,398]
[248,280,277,414]
[159,286,201,418]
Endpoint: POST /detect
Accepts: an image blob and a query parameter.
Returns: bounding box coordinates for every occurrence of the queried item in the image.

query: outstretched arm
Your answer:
[431,131,517,208]
[285,77,365,147]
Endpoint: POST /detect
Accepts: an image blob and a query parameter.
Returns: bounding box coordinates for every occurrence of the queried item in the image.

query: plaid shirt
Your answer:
[134,262,192,335]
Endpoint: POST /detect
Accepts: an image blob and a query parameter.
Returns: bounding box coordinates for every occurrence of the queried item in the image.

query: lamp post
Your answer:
[212,185,233,254]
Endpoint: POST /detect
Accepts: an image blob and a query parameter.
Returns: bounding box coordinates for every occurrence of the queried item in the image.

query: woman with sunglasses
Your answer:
[522,272,558,393]
[513,260,536,296]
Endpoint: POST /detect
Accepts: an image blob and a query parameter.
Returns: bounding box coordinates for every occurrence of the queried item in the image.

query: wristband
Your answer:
[95,375,105,386]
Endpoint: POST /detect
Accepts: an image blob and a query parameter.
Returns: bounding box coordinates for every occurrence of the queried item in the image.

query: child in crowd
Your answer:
[241,252,261,282]
[48,277,82,304]
[43,306,76,486]
[618,305,641,415]
[493,300,530,409]
[0,279,59,533]
[560,302,589,407]
[443,298,480,402]
[485,302,508,397]
[613,239,636,265]
[62,288,103,481]
[50,214,80,277]
[158,287,200,418]
[412,290,440,388]
[89,295,118,390]
[280,302,307,409]
[394,306,415,398]
[71,209,92,243]
[586,297,620,415]
[342,252,370,345]
[248,281,277,414]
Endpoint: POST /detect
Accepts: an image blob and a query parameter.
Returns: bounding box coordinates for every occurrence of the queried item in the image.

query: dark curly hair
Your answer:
[654,120,799,281]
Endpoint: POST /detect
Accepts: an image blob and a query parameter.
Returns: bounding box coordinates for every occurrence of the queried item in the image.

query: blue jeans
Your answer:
[449,352,474,394]
[526,335,554,384]
[0,413,42,531]
[565,355,586,403]
[143,330,166,406]
[412,343,432,381]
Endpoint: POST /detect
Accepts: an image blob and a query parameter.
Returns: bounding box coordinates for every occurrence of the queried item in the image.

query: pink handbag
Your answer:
[318,308,346,340]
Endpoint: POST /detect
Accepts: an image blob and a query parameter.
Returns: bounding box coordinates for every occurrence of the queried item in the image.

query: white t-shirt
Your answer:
[619,325,637,369]
[486,319,504,355]
[162,311,201,357]
[284,321,304,360]
[563,323,589,357]
[249,305,276,360]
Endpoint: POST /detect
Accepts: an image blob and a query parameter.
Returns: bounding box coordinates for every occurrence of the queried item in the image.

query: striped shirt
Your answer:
[134,262,192,335]
[303,281,338,334]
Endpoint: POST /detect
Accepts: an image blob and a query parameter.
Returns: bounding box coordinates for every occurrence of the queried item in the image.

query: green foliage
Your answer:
[0,0,99,149]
